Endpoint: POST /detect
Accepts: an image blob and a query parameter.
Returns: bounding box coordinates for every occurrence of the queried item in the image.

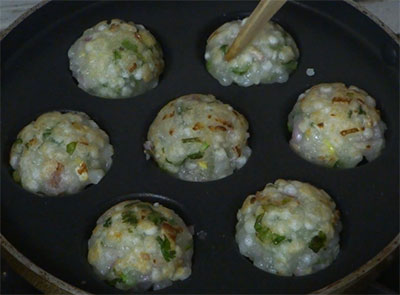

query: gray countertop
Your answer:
[0,0,399,34]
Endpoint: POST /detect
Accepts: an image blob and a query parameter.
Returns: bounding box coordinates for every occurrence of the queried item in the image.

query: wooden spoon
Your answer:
[224,0,287,61]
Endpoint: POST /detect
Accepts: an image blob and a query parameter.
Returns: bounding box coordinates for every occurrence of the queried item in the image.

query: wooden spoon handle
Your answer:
[224,0,287,61]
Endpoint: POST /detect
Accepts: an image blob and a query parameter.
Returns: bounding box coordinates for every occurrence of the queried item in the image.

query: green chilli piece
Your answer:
[348,110,353,118]
[147,211,167,226]
[121,211,138,226]
[358,105,366,115]
[187,151,205,160]
[124,200,140,208]
[42,128,52,140]
[106,271,130,287]
[121,39,145,61]
[206,60,213,72]
[182,137,201,143]
[254,213,286,245]
[12,170,21,183]
[220,44,228,54]
[156,235,176,262]
[287,122,293,133]
[254,213,269,242]
[103,217,112,228]
[14,138,23,145]
[106,277,123,287]
[113,49,122,60]
[231,64,251,75]
[271,233,286,245]
[66,142,77,155]
[167,141,209,165]
[308,231,327,253]
[283,60,298,72]
[187,142,209,160]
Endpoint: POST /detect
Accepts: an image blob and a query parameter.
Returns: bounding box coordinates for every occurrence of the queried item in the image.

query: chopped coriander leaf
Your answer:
[184,243,193,251]
[156,235,176,262]
[137,203,153,210]
[118,273,128,283]
[333,160,340,168]
[308,231,327,253]
[103,217,112,228]
[271,233,286,245]
[220,44,228,54]
[66,142,77,155]
[121,211,138,226]
[124,200,140,208]
[113,49,122,60]
[122,39,137,51]
[106,278,123,287]
[147,210,167,225]
[121,39,144,61]
[182,137,201,143]
[25,143,30,149]
[168,218,178,226]
[231,64,251,75]
[348,110,353,118]
[283,60,298,72]
[254,213,269,242]
[42,128,52,140]
[358,105,366,115]
[14,138,23,145]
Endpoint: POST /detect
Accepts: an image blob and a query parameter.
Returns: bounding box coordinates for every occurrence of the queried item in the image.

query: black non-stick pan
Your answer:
[1,1,399,293]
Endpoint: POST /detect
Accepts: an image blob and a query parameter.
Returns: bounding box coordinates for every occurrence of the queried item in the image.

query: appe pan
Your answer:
[1,0,399,293]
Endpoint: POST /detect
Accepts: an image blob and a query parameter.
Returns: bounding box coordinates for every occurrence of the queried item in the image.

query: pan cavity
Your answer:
[287,83,386,168]
[9,110,113,196]
[144,93,252,182]
[68,19,164,99]
[204,17,299,87]
[235,179,342,276]
[87,193,194,291]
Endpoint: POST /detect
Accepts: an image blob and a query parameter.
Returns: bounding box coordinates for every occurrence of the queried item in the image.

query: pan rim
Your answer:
[1,0,399,293]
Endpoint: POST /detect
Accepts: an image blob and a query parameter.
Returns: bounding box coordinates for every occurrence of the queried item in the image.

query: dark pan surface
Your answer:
[1,1,399,293]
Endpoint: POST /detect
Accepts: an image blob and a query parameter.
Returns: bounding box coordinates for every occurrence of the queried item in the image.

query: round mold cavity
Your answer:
[82,192,194,293]
[143,94,252,183]
[201,10,301,88]
[285,83,387,169]
[233,179,343,278]
[67,19,165,100]
[8,109,114,197]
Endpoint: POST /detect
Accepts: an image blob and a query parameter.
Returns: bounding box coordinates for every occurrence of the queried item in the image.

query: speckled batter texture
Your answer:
[88,200,193,291]
[144,94,251,181]
[9,111,113,196]
[68,19,164,99]
[288,83,386,168]
[205,18,299,87]
[236,179,341,276]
